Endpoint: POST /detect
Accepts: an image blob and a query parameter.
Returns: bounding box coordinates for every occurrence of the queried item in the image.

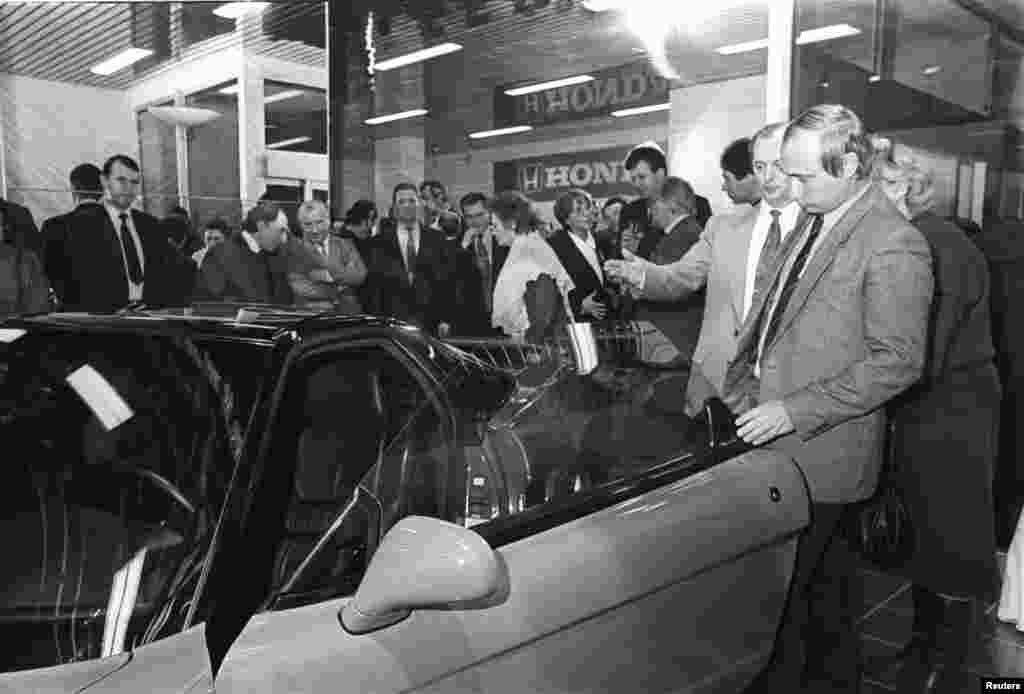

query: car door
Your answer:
[206,341,810,694]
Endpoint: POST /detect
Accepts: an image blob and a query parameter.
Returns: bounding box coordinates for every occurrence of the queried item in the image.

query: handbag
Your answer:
[843,419,915,570]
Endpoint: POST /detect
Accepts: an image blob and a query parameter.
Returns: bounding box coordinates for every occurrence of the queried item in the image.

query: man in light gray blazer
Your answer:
[606,122,806,410]
[733,105,933,694]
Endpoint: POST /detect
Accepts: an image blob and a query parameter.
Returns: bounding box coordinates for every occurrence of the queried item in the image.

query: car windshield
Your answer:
[0,327,251,673]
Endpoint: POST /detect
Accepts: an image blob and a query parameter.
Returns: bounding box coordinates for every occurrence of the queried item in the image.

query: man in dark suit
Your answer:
[195,200,293,304]
[61,154,191,312]
[634,177,705,366]
[620,142,712,260]
[547,189,609,322]
[364,183,455,336]
[452,192,509,336]
[731,105,933,694]
[40,163,104,306]
[420,180,462,243]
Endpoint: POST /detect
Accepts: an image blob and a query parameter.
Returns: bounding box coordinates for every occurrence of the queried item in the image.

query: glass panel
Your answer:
[790,0,1014,225]
[264,80,327,154]
[180,2,235,48]
[792,0,992,130]
[186,81,242,231]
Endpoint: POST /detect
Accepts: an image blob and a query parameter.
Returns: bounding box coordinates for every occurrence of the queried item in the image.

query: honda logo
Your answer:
[519,163,542,194]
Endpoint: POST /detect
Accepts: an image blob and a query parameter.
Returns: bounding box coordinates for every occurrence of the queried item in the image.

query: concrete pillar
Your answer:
[766,0,796,123]
[237,57,266,208]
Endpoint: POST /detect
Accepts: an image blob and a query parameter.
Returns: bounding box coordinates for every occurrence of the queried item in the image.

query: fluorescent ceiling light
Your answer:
[220,84,239,94]
[505,75,594,96]
[267,136,311,149]
[580,0,625,10]
[265,89,304,104]
[364,108,428,125]
[90,47,153,75]
[469,125,534,139]
[611,102,671,117]
[715,38,769,55]
[922,64,942,75]
[797,23,861,44]
[213,2,269,19]
[373,43,462,71]
[715,23,861,55]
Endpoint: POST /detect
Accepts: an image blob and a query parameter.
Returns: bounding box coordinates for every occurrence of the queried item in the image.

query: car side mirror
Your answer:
[339,516,501,635]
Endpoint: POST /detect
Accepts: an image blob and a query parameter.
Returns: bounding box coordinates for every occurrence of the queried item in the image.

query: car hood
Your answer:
[0,653,130,694]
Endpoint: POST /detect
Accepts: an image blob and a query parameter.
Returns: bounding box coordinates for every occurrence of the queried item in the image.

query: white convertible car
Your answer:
[0,309,810,693]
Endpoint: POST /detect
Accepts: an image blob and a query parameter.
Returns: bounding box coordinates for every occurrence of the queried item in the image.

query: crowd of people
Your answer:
[0,100,1022,693]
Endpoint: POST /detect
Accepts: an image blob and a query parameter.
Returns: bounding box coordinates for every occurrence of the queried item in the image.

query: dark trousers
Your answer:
[750,502,862,693]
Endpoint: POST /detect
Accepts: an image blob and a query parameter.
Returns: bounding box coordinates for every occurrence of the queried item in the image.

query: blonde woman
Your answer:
[870,139,1001,692]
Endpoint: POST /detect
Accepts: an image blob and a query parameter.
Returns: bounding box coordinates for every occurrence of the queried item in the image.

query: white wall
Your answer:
[0,73,137,223]
[669,74,766,215]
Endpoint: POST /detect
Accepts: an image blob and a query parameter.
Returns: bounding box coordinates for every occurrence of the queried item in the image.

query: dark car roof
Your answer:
[3,305,416,344]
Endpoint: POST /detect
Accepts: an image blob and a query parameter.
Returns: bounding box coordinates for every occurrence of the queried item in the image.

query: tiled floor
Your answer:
[857,552,1024,692]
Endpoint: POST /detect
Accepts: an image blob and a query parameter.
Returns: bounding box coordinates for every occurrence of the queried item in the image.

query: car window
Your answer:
[269,343,455,608]
[443,325,712,529]
[0,330,238,673]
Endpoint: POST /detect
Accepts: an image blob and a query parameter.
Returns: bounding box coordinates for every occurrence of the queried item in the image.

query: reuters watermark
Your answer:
[984,678,1024,690]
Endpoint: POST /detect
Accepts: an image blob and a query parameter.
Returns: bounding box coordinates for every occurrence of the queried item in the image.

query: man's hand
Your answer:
[604,249,646,293]
[735,400,795,446]
[580,293,607,320]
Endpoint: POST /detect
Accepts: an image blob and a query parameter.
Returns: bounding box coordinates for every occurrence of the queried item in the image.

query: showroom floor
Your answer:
[858,552,1023,692]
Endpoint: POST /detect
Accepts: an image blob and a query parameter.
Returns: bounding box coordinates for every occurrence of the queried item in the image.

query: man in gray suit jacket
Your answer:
[606,122,805,411]
[733,105,933,693]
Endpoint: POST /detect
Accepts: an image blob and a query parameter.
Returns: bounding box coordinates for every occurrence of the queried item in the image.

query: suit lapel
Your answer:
[729,206,759,325]
[768,184,878,348]
[384,229,412,288]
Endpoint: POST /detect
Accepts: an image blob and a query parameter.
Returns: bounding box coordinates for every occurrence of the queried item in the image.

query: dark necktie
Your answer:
[751,209,783,306]
[261,251,278,301]
[404,229,417,283]
[475,235,492,313]
[119,213,143,284]
[758,213,824,357]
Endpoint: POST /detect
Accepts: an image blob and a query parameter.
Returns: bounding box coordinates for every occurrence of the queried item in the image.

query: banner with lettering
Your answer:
[493,143,667,202]
[494,60,670,127]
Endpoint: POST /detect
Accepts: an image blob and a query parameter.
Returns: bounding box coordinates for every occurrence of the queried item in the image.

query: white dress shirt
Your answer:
[754,182,872,375]
[397,224,420,271]
[463,228,494,264]
[105,202,145,301]
[568,229,603,281]
[742,200,802,322]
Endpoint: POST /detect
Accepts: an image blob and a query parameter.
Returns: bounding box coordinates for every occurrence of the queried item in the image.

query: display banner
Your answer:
[494,60,670,128]
[493,142,667,202]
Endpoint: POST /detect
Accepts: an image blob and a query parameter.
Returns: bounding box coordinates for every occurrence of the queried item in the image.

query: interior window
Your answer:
[271,344,455,607]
